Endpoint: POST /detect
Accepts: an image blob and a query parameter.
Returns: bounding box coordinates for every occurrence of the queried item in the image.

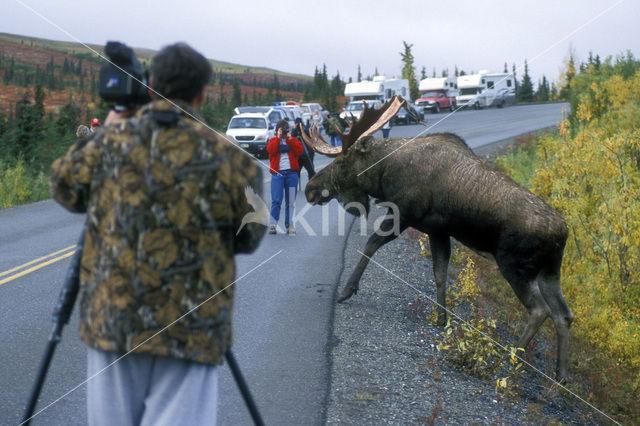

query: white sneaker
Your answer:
[268,226,277,234]
[287,225,296,235]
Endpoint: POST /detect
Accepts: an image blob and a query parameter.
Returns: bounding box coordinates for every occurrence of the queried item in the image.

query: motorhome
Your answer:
[344,76,411,103]
[456,71,516,109]
[416,76,458,113]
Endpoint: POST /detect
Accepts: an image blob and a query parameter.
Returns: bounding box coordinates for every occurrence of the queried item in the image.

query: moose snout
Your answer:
[305,186,331,205]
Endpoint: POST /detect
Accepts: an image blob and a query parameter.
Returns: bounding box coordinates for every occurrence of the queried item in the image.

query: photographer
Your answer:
[50,42,265,425]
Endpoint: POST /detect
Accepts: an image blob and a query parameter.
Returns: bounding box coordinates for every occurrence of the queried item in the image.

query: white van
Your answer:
[225,113,274,158]
[339,100,382,121]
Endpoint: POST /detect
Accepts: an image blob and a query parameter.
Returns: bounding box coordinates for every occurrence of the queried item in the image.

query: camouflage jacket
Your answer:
[50,100,265,365]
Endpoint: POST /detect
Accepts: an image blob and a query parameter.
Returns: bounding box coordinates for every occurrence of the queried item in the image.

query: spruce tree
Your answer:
[399,41,419,100]
[517,60,533,102]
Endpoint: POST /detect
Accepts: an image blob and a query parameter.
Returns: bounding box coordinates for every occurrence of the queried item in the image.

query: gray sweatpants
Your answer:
[87,347,218,426]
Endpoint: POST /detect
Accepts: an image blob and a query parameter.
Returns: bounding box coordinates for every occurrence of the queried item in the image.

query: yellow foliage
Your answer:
[498,69,640,420]
[0,161,50,209]
[0,161,31,208]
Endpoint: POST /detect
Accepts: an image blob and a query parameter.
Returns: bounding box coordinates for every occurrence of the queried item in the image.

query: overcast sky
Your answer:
[3,0,637,88]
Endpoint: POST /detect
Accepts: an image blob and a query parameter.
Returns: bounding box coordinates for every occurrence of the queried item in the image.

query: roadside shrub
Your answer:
[493,69,640,422]
[0,160,50,208]
[434,257,525,396]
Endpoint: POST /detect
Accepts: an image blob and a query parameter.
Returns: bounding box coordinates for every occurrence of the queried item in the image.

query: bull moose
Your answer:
[301,97,573,381]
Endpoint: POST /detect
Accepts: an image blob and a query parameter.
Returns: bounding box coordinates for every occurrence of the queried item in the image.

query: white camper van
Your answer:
[456,71,516,109]
[342,75,411,121]
[344,76,411,103]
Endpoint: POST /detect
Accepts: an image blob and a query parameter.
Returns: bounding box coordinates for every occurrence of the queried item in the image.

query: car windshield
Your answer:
[228,117,267,129]
[419,91,441,98]
[345,103,365,111]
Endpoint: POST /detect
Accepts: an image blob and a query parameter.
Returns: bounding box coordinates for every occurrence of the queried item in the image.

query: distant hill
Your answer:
[0,32,311,80]
[0,32,312,116]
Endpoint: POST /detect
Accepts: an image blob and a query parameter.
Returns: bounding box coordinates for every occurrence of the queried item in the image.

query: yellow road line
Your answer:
[0,247,77,286]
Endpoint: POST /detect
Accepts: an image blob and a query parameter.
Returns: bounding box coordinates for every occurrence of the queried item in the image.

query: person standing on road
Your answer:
[50,42,265,425]
[267,119,304,235]
[292,117,315,180]
[327,113,344,147]
[381,119,391,138]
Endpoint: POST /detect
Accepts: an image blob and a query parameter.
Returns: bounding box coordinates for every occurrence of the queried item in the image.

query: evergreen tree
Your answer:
[357,65,362,82]
[399,41,419,100]
[535,75,550,102]
[231,78,242,108]
[273,74,281,101]
[517,60,534,102]
[56,103,81,136]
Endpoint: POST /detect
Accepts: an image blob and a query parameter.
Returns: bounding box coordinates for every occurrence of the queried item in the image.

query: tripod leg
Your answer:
[225,350,264,426]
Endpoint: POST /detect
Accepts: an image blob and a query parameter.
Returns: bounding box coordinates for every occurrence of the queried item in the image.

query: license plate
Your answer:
[240,143,249,148]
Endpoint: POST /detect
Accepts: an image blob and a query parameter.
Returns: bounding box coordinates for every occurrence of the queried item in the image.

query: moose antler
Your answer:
[301,96,407,156]
[299,123,342,157]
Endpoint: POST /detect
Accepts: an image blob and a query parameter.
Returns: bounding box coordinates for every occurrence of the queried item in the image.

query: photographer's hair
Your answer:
[151,43,212,103]
[276,119,289,133]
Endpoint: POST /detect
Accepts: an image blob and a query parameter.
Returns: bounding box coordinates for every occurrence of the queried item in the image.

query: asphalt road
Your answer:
[0,102,568,425]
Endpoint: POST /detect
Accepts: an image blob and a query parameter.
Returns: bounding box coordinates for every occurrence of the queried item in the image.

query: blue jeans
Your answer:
[330,134,342,147]
[270,170,298,228]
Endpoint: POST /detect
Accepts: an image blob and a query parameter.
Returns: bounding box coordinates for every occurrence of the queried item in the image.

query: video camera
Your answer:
[98,41,151,110]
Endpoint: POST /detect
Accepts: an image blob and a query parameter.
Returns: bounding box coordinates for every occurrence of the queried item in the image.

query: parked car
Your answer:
[272,106,296,130]
[393,102,425,124]
[415,90,457,113]
[225,113,274,158]
[301,102,329,127]
[339,100,382,122]
[233,106,291,129]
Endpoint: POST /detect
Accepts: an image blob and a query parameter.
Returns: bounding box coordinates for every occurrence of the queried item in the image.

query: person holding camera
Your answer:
[50,42,265,425]
[266,120,303,234]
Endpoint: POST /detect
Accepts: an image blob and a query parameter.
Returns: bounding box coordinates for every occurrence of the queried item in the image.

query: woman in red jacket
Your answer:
[266,120,304,234]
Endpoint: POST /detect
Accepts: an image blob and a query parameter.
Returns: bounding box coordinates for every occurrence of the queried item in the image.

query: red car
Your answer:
[415,90,457,113]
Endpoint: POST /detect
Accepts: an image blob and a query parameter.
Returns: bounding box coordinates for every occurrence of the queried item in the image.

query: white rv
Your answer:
[344,76,411,103]
[418,76,458,94]
[456,71,516,109]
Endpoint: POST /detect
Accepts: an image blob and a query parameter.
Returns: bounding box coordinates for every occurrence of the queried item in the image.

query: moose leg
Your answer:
[512,281,551,352]
[537,268,573,382]
[428,233,451,326]
[337,217,406,303]
[499,268,555,372]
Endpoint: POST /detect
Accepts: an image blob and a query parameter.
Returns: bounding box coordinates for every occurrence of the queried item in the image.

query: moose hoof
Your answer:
[337,286,358,303]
